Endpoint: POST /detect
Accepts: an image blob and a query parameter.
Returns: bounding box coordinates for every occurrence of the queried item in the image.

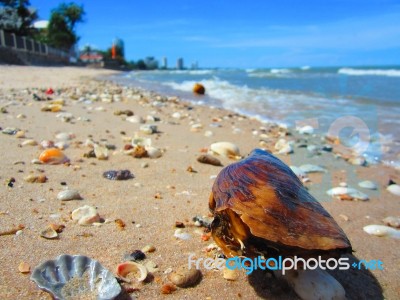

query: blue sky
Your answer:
[31,0,400,68]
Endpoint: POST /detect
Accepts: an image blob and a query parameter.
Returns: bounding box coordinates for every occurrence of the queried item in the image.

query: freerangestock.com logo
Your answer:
[188,254,383,275]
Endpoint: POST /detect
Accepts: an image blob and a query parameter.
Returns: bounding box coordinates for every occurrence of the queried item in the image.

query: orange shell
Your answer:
[39,148,69,164]
[193,83,205,95]
[209,149,352,259]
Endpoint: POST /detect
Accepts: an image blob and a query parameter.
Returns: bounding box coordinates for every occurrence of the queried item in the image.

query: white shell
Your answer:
[126,115,144,124]
[363,225,400,238]
[140,124,157,134]
[146,147,162,158]
[174,229,191,240]
[30,254,121,300]
[94,145,108,160]
[132,137,152,147]
[382,216,400,228]
[299,164,326,173]
[326,187,369,201]
[210,142,240,158]
[358,180,378,190]
[71,205,100,225]
[387,184,400,196]
[116,261,148,283]
[57,189,82,201]
[284,269,345,300]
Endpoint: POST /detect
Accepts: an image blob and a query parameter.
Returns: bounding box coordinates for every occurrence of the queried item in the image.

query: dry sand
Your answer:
[0,66,399,299]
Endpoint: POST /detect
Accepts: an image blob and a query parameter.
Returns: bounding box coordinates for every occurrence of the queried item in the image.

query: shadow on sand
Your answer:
[248,254,383,300]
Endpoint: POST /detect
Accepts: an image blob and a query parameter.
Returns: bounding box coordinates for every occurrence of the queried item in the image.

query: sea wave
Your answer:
[338,68,400,77]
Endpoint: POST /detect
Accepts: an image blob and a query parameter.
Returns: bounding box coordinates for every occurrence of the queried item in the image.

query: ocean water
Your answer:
[112,66,400,167]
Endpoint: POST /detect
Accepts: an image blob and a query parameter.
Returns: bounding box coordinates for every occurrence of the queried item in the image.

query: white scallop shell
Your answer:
[387,184,400,196]
[30,254,121,300]
[210,142,240,158]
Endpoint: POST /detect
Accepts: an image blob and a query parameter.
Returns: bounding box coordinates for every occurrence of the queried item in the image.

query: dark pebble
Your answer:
[103,169,134,180]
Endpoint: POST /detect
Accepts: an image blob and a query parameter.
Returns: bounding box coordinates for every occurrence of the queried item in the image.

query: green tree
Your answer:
[47,2,84,50]
[0,0,37,35]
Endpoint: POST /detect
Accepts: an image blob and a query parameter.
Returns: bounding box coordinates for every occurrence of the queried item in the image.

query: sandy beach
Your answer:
[0,66,399,300]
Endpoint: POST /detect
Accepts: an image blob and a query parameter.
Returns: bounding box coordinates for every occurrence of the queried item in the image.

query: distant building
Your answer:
[144,56,159,70]
[191,61,199,70]
[161,57,168,69]
[177,57,184,70]
[79,51,103,63]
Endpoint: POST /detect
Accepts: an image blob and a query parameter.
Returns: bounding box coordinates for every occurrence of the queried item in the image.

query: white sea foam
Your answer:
[338,68,400,77]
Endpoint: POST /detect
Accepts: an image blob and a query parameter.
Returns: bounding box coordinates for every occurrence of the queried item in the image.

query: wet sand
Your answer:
[0,66,399,299]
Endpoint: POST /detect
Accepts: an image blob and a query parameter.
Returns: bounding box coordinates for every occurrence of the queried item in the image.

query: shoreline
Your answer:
[0,66,399,299]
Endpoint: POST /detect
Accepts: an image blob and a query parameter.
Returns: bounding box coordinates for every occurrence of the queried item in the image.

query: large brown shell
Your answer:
[209,149,352,259]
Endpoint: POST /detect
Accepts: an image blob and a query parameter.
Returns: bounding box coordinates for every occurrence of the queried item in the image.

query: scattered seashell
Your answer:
[144,260,159,273]
[382,216,400,228]
[40,227,58,239]
[56,112,74,122]
[223,267,239,281]
[140,124,157,134]
[71,205,101,225]
[210,142,240,159]
[94,144,109,160]
[321,144,333,152]
[358,180,378,190]
[2,127,19,135]
[284,269,345,300]
[193,83,205,95]
[41,104,62,112]
[141,245,156,253]
[0,224,24,236]
[57,189,82,201]
[19,261,31,274]
[161,283,177,294]
[363,224,400,238]
[278,143,293,155]
[387,184,400,196]
[116,261,148,283]
[191,123,203,132]
[339,214,349,221]
[146,146,162,158]
[15,130,25,138]
[126,115,144,124]
[297,125,314,135]
[39,148,69,164]
[197,154,223,166]
[55,132,74,141]
[168,265,201,288]
[172,112,182,119]
[289,166,307,179]
[31,254,121,300]
[204,130,213,137]
[326,187,369,201]
[103,170,134,180]
[299,164,326,173]
[21,139,38,146]
[174,229,192,240]
[24,174,47,183]
[40,140,55,149]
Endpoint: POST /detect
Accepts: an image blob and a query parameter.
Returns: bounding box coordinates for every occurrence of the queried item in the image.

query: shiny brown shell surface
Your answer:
[209,149,352,258]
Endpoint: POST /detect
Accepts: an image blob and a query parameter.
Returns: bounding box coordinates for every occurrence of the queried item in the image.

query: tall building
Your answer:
[162,57,168,69]
[176,57,184,70]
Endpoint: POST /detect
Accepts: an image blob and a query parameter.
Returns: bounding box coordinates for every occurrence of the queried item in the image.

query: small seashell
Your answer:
[40,227,58,239]
[278,143,294,155]
[161,283,177,294]
[126,115,144,123]
[131,145,148,158]
[299,164,326,173]
[21,139,38,146]
[146,147,162,158]
[387,184,400,196]
[326,187,369,201]
[15,130,25,138]
[54,141,69,150]
[55,132,74,141]
[382,216,400,228]
[168,265,201,288]
[193,83,205,95]
[358,180,378,190]
[116,261,148,283]
[191,123,203,132]
[2,127,19,135]
[172,112,182,119]
[57,189,82,201]
[197,154,223,166]
[19,261,31,273]
[210,142,240,159]
[71,205,101,225]
[39,148,69,164]
[289,166,307,179]
[30,254,121,300]
[144,260,159,273]
[223,267,239,281]
[140,124,157,135]
[204,130,213,137]
[141,245,156,253]
[174,229,192,240]
[124,250,146,261]
[41,104,62,112]
[363,224,400,238]
[284,269,345,300]
[94,144,109,160]
[103,169,134,180]
[24,174,47,183]
[348,156,367,166]
[40,140,55,149]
